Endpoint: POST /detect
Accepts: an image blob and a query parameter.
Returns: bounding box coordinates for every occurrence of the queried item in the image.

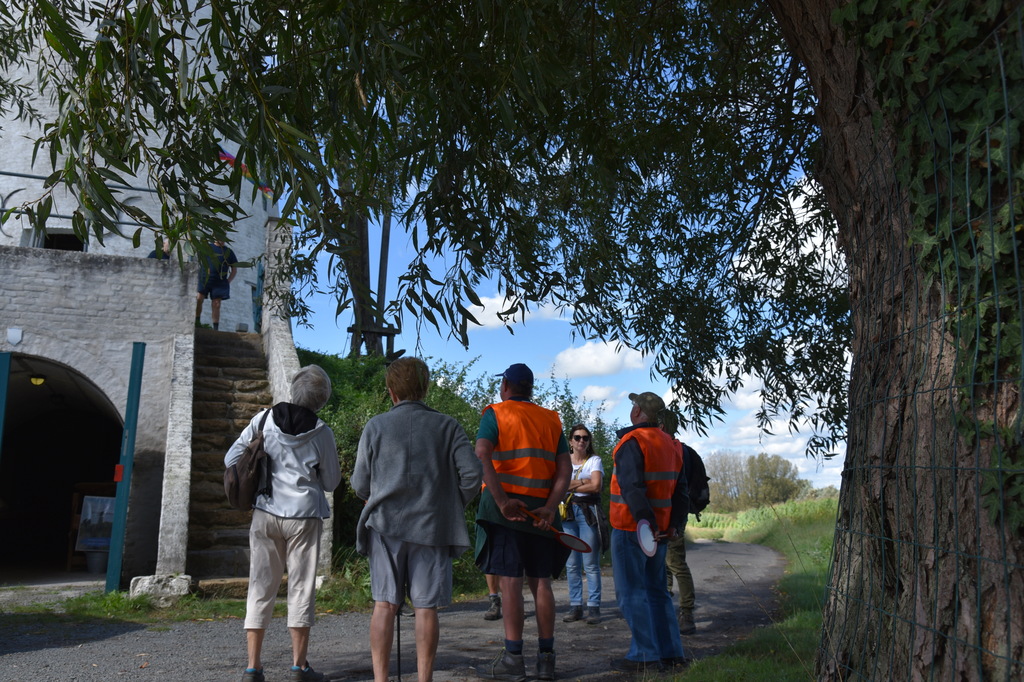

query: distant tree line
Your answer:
[704,451,839,514]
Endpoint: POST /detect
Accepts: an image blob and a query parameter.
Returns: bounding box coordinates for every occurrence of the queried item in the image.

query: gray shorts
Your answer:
[367,528,452,608]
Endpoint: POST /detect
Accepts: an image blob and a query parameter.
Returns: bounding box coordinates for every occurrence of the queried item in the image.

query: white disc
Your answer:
[637,519,657,557]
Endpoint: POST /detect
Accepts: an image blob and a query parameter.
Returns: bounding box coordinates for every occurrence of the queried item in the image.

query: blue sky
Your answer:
[291,255,846,490]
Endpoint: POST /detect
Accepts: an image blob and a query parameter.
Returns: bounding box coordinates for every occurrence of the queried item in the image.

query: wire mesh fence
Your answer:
[819,6,1024,680]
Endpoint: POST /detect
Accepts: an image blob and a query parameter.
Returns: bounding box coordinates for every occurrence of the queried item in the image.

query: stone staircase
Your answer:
[187,328,273,578]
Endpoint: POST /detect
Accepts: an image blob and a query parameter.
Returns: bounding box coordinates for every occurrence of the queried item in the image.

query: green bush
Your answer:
[319,546,373,612]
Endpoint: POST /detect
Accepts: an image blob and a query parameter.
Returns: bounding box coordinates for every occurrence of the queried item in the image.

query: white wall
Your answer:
[0,245,196,576]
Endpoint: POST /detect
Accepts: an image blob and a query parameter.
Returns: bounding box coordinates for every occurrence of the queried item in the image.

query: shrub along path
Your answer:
[0,540,785,681]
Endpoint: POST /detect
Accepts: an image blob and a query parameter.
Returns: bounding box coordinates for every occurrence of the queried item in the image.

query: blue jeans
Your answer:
[562,504,602,607]
[611,528,685,662]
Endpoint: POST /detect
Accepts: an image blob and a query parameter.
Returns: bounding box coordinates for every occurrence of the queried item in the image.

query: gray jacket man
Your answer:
[353,357,482,682]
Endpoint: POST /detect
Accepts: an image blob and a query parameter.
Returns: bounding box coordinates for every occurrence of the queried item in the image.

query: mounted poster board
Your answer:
[75,495,115,552]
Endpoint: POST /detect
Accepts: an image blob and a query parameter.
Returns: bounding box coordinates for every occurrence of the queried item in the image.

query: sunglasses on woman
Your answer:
[572,434,591,442]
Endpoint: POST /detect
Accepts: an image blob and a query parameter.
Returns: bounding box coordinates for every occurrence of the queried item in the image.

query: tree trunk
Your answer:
[319,178,384,357]
[766,1,1024,679]
[343,213,384,357]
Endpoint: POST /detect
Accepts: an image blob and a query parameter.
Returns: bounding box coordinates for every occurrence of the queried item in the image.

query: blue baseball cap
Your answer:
[496,363,534,386]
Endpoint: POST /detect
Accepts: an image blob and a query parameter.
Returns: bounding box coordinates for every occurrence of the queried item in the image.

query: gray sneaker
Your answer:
[562,605,583,622]
[536,651,556,680]
[483,594,503,621]
[290,663,326,681]
[241,670,265,682]
[476,648,526,682]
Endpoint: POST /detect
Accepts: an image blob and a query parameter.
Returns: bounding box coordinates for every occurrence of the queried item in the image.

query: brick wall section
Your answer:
[0,245,195,578]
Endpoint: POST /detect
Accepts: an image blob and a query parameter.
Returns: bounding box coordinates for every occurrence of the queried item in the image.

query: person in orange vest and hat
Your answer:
[608,391,691,674]
[474,363,572,682]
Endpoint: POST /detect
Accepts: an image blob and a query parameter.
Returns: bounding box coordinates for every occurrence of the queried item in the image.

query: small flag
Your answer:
[218,148,274,199]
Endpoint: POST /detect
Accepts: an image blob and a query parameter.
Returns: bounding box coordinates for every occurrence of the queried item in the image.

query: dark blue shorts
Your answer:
[478,522,566,579]
[198,278,231,300]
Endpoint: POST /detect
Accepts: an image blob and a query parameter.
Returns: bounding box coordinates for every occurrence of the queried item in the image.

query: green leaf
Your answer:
[422,306,440,333]
[38,196,52,227]
[456,302,481,326]
[179,42,190,104]
[464,285,483,307]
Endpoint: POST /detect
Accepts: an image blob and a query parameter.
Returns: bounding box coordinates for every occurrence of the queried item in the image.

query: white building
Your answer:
[0,41,318,595]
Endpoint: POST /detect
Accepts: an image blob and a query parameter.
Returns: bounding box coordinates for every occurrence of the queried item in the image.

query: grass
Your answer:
[671,498,838,682]
[3,589,251,624]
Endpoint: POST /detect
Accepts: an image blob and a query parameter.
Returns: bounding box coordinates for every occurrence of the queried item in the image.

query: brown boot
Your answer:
[562,605,584,622]
[678,607,696,635]
[484,594,502,621]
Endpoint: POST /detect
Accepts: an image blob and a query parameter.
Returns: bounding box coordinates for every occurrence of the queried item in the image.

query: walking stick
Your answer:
[395,603,402,682]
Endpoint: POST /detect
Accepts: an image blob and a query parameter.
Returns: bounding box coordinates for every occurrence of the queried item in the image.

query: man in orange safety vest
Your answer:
[474,363,572,682]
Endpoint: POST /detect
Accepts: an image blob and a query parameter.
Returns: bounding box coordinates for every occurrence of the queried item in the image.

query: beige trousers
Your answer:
[244,510,322,629]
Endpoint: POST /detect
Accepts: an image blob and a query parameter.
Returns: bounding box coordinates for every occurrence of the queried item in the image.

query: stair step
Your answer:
[195,327,263,346]
[192,401,269,421]
[195,366,270,381]
[189,526,251,551]
[191,432,237,446]
[193,390,272,404]
[194,378,269,393]
[187,549,251,579]
[193,416,252,433]
[190,505,254,529]
[195,354,266,369]
[195,576,291,599]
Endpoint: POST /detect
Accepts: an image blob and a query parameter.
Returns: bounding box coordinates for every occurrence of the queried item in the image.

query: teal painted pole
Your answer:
[0,352,9,470]
[106,342,145,593]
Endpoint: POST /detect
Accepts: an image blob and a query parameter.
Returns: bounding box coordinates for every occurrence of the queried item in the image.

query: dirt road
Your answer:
[0,540,785,681]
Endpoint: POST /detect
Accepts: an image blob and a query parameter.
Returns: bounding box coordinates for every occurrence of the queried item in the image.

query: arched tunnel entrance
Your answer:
[0,354,122,573]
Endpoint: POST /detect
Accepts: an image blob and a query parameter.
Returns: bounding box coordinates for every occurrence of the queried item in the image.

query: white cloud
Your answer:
[728,381,765,411]
[580,384,618,403]
[552,341,645,378]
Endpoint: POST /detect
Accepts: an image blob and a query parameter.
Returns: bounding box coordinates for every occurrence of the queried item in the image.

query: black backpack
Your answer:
[224,410,272,510]
[682,443,711,520]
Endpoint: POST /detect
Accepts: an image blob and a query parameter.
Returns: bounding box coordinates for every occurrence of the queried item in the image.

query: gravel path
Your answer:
[0,541,786,682]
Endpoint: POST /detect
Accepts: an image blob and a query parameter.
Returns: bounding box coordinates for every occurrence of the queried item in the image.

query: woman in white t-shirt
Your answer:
[561,423,605,625]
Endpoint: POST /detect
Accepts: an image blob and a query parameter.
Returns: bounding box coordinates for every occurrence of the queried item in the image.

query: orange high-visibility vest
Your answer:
[485,400,563,498]
[610,426,681,531]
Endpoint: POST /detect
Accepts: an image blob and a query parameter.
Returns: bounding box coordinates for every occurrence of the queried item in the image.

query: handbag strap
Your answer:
[256,408,271,433]
[255,408,273,496]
